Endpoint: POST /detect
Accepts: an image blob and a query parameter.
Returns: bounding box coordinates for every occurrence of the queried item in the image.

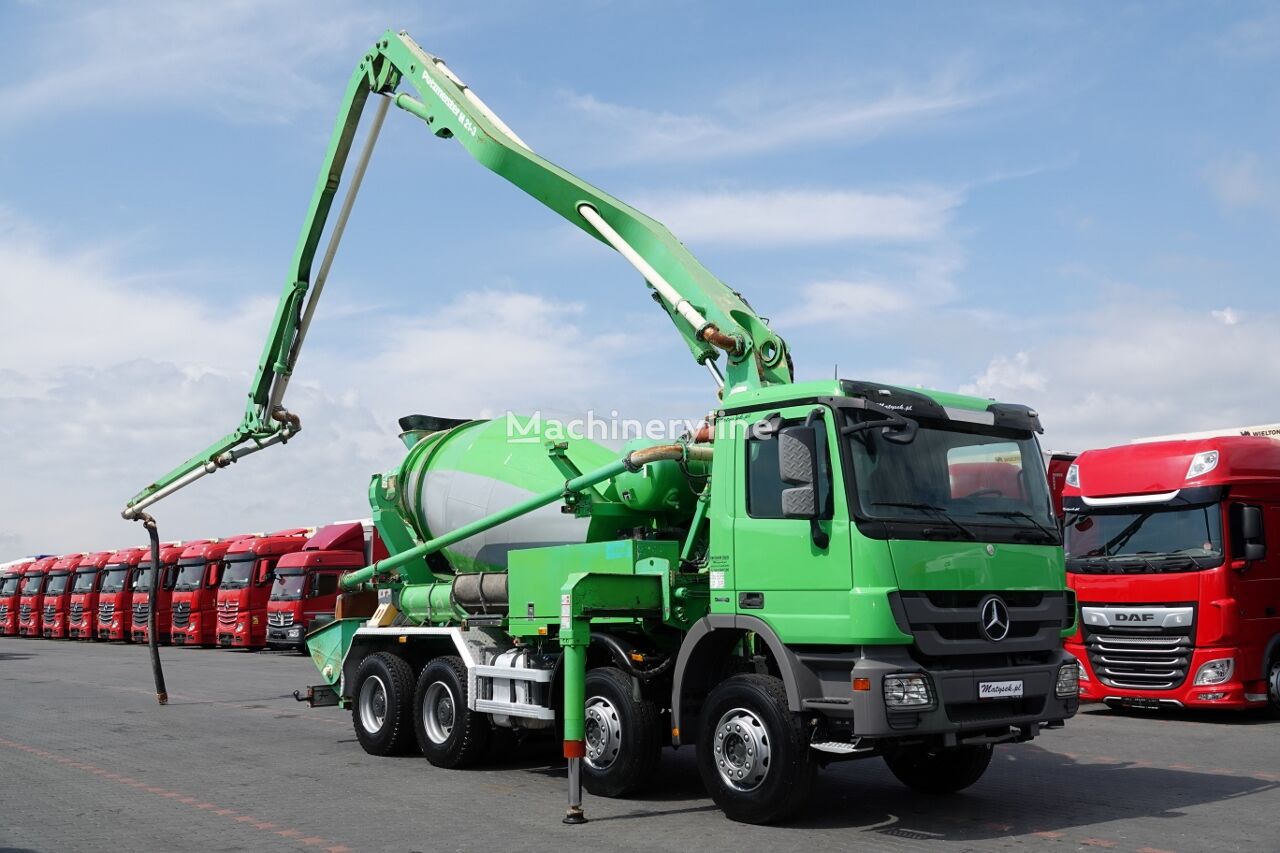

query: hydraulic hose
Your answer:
[140,514,168,706]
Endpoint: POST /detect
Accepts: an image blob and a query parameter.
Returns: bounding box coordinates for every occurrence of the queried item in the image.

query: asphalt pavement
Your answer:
[1,637,1277,853]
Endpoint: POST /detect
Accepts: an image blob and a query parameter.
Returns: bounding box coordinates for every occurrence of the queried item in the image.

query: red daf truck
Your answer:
[0,560,35,636]
[1063,426,1280,712]
[67,551,113,639]
[171,537,249,648]
[17,556,60,637]
[132,541,208,644]
[265,522,387,652]
[217,529,310,649]
[97,547,148,642]
[41,553,87,638]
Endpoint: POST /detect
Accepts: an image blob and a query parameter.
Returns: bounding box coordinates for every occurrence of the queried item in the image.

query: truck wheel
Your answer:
[1265,656,1280,718]
[883,744,993,794]
[695,674,815,824]
[414,656,490,768]
[581,667,662,798]
[352,652,416,756]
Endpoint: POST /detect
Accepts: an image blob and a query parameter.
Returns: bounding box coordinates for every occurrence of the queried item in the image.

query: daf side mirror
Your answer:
[1234,504,1266,566]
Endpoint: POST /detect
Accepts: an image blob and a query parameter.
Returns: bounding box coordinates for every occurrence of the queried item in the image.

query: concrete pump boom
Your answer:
[124,29,791,519]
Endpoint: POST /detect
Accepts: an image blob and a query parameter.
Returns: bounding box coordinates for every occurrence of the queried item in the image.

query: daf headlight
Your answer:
[883,673,935,709]
[1185,450,1219,480]
[1056,662,1081,697]
[1194,658,1233,686]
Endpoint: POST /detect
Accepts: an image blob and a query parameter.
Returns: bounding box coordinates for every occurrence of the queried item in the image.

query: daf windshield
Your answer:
[174,559,206,591]
[100,565,131,593]
[271,572,306,601]
[0,576,18,596]
[72,569,97,593]
[45,573,70,596]
[846,416,1057,543]
[220,555,255,589]
[1065,504,1223,573]
[21,575,44,595]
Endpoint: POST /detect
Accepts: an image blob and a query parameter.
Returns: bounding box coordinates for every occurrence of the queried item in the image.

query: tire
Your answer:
[413,656,490,768]
[883,744,994,794]
[1264,656,1280,718]
[695,674,815,824]
[352,652,417,756]
[580,667,662,798]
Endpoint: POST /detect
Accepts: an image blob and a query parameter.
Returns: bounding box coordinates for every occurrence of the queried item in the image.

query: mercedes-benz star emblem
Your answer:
[978,595,1011,642]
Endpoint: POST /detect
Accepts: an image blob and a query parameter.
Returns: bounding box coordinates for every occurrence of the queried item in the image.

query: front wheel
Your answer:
[1264,656,1280,718]
[883,744,993,794]
[695,674,815,824]
[351,652,416,756]
[580,667,662,797]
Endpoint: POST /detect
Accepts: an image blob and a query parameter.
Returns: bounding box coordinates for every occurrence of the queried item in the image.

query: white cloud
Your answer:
[1202,153,1272,211]
[0,213,642,557]
[1212,307,1241,326]
[0,1,451,127]
[635,186,961,246]
[557,66,1001,164]
[959,301,1280,451]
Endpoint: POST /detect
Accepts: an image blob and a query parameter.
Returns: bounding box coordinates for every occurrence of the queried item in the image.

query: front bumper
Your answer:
[1069,642,1265,710]
[840,647,1078,741]
[266,625,305,649]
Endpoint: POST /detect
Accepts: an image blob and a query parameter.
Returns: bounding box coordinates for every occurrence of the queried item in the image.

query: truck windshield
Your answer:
[846,416,1057,543]
[72,570,97,593]
[174,559,206,591]
[134,567,155,591]
[100,565,131,593]
[1,576,19,595]
[1065,504,1223,573]
[220,555,255,589]
[271,572,306,601]
[45,573,70,596]
[21,575,44,595]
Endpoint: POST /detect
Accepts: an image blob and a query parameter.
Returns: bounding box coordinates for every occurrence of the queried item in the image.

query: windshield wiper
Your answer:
[977,510,1059,542]
[872,501,977,540]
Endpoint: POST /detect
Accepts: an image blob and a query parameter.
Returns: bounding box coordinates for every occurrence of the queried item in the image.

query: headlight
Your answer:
[1194,658,1234,685]
[1056,662,1081,697]
[1065,463,1080,488]
[288,626,302,637]
[883,673,935,709]
[1185,450,1219,480]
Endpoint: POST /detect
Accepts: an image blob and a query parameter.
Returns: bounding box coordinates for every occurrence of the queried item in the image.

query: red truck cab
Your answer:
[266,522,386,652]
[1,560,35,636]
[17,557,59,637]
[67,551,113,639]
[1063,433,1280,712]
[42,553,86,638]
[132,541,208,644]
[171,538,247,648]
[217,530,310,649]
[97,548,147,642]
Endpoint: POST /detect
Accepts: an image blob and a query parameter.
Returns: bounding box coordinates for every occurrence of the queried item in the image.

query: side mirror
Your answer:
[1241,505,1263,541]
[882,418,918,444]
[778,426,818,520]
[1234,504,1266,565]
[254,560,274,587]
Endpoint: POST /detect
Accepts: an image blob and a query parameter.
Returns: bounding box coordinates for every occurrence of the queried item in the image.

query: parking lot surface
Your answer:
[1,637,1277,853]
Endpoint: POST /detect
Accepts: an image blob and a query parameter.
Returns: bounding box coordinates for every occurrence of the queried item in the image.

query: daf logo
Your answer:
[978,595,1011,642]
[1115,612,1155,623]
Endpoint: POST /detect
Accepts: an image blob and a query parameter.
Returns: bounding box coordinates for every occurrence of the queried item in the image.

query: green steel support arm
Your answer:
[125,30,787,518]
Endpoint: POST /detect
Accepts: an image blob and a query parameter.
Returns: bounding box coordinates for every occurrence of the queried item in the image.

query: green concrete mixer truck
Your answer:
[124,30,1079,825]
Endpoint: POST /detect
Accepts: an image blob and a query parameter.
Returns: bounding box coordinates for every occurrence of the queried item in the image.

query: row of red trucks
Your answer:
[0,521,385,653]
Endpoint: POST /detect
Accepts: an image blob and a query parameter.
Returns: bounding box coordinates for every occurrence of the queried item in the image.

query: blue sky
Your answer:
[1,1,1278,555]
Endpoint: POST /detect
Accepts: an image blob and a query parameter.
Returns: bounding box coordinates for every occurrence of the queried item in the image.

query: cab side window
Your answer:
[746,422,832,519]
[313,574,339,597]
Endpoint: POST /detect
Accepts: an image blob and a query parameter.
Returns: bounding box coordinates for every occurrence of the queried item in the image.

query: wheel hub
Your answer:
[712,707,770,792]
[358,675,388,734]
[584,696,622,770]
[422,681,457,745]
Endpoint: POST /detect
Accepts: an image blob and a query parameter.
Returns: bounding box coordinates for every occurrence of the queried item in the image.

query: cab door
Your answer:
[731,404,853,642]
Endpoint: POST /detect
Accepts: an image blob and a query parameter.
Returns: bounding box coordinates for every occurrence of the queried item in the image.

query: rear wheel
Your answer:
[352,652,416,756]
[695,674,815,824]
[414,656,490,768]
[883,744,993,794]
[580,667,662,798]
[1265,656,1280,718]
